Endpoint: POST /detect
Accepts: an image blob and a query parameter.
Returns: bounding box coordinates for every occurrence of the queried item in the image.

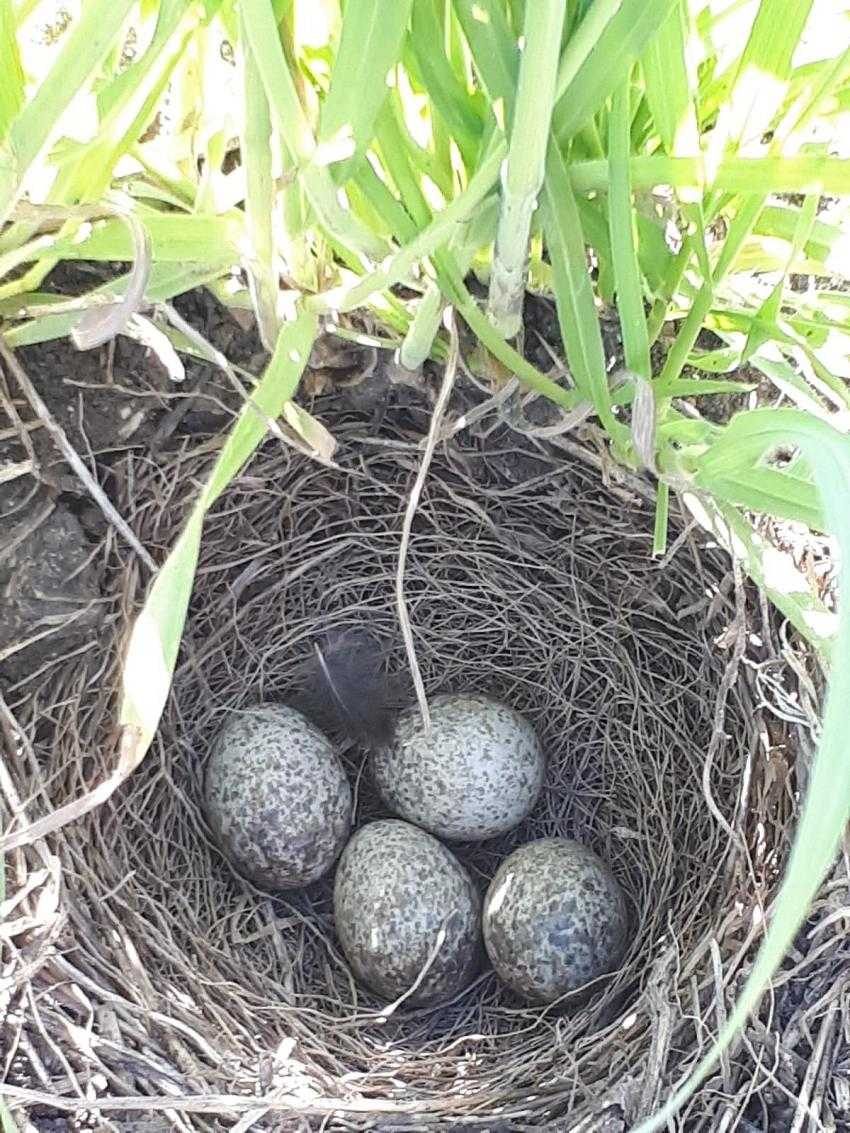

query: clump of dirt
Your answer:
[0,492,102,681]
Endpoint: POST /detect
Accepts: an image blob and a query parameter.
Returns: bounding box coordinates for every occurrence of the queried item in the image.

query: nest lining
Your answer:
[3,405,791,1130]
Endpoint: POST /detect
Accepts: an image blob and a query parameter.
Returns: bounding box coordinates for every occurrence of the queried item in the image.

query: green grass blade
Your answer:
[401,192,500,368]
[409,0,483,163]
[454,287,578,414]
[655,377,755,398]
[639,411,850,1129]
[374,96,432,229]
[552,0,678,143]
[353,156,419,242]
[707,0,814,166]
[487,0,565,339]
[95,0,188,119]
[641,0,696,157]
[452,0,518,110]
[3,261,232,347]
[0,0,24,141]
[541,140,620,438]
[240,0,385,259]
[608,80,650,378]
[749,351,833,418]
[241,4,279,351]
[568,154,850,196]
[659,195,765,389]
[695,467,824,531]
[748,204,844,273]
[684,491,835,657]
[45,211,243,263]
[120,307,318,752]
[1,0,137,222]
[640,0,713,286]
[400,282,444,369]
[308,139,505,315]
[652,480,669,556]
[0,1,199,298]
[554,0,623,103]
[321,0,413,174]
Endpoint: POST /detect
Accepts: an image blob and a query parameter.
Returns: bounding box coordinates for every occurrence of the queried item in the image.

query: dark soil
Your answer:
[0,495,102,681]
[0,280,268,679]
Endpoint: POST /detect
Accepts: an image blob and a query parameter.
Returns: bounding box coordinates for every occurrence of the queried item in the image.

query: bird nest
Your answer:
[0,398,823,1130]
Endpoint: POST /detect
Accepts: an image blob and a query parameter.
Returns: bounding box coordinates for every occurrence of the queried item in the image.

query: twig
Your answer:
[375,916,452,1022]
[395,309,459,734]
[701,556,747,847]
[0,497,55,565]
[0,601,100,664]
[789,996,840,1133]
[0,459,33,484]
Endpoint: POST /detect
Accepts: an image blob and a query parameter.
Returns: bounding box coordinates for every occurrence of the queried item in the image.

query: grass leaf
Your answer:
[241,3,280,351]
[552,0,678,143]
[3,262,233,348]
[309,140,505,315]
[608,80,651,379]
[569,154,850,196]
[0,0,24,141]
[240,0,386,258]
[321,0,414,173]
[1,0,137,223]
[541,141,619,438]
[47,212,243,262]
[409,0,483,162]
[120,307,318,751]
[638,412,850,1128]
[653,480,669,556]
[695,466,824,531]
[488,0,566,337]
[452,0,518,110]
[707,0,814,165]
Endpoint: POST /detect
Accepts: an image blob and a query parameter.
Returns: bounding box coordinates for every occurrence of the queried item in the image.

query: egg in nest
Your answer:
[204,704,351,889]
[334,820,481,1006]
[371,693,545,842]
[482,838,629,1003]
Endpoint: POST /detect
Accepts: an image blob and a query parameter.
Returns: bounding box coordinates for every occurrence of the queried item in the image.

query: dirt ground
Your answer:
[1,285,270,679]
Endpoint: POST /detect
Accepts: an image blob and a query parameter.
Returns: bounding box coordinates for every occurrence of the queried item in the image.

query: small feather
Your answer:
[296,628,395,748]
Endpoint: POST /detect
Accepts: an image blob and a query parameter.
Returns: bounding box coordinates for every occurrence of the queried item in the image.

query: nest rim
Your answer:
[1,404,808,1130]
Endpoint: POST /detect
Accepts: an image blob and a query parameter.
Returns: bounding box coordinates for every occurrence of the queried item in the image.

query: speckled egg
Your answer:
[482,839,629,1003]
[333,820,481,1006]
[371,693,545,842]
[204,704,351,890]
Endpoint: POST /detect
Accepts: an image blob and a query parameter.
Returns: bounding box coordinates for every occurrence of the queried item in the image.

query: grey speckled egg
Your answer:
[482,839,629,1003]
[204,705,351,890]
[334,820,481,1006]
[371,693,545,842]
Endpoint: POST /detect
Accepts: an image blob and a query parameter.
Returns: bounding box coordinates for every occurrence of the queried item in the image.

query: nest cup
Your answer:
[3,407,799,1128]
